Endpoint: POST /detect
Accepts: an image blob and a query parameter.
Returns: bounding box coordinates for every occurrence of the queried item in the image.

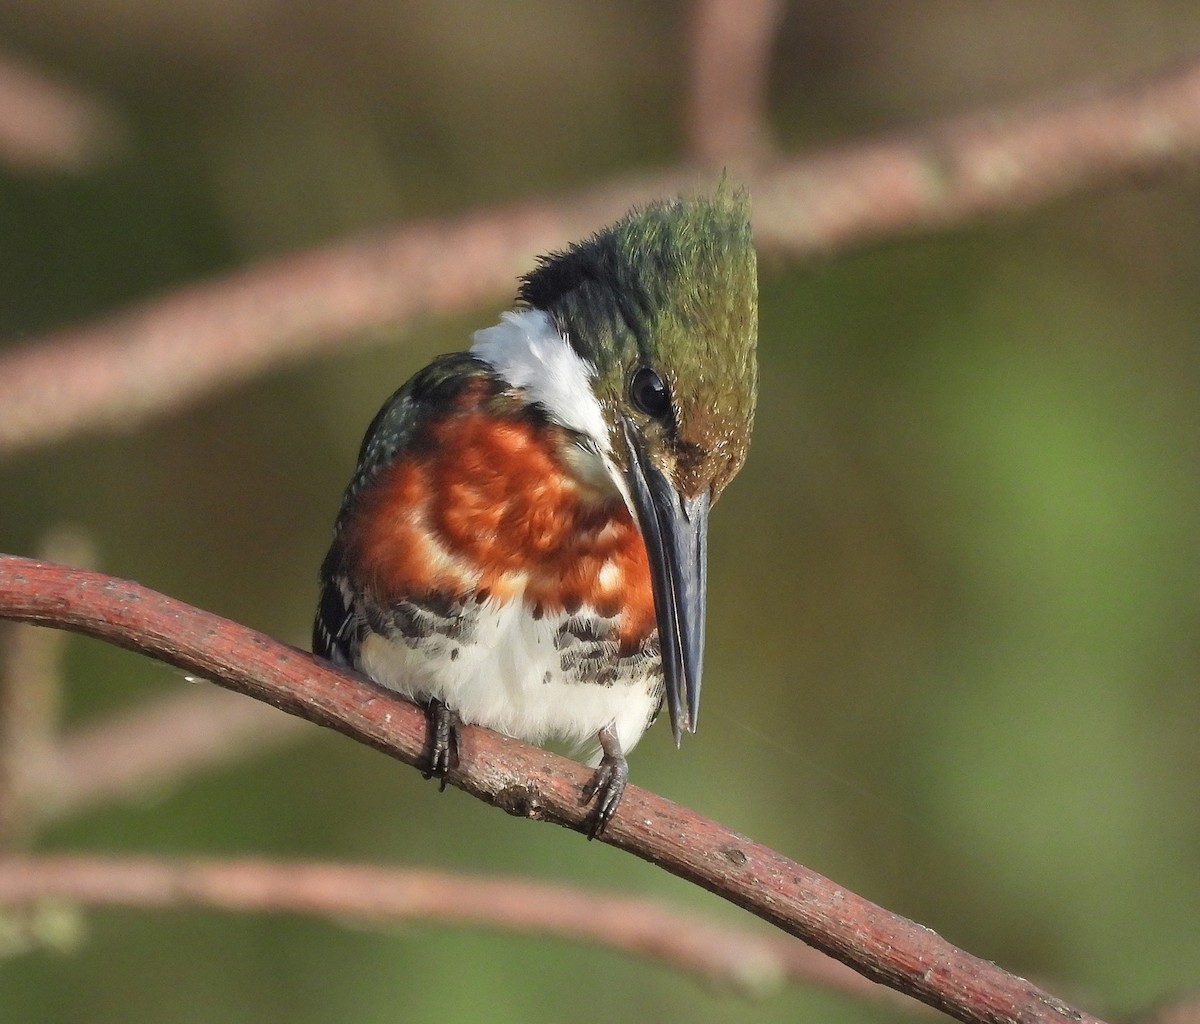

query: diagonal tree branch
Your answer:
[0,553,1109,1024]
[2,57,1200,456]
[0,853,924,1006]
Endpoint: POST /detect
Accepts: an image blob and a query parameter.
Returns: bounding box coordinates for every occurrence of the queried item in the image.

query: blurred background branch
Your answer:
[0,853,922,1007]
[3,56,1200,456]
[0,49,122,173]
[685,0,784,163]
[27,688,306,829]
[1142,994,1200,1024]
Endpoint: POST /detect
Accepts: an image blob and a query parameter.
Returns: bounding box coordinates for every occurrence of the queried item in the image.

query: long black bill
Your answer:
[620,417,710,746]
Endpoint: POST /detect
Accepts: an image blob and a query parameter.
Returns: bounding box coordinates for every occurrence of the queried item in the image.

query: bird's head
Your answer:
[516,186,758,744]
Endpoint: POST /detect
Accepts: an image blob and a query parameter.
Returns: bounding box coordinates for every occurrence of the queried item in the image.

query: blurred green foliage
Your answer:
[2,3,1200,1022]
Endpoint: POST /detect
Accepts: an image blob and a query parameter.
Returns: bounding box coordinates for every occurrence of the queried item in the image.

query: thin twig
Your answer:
[0,853,925,1005]
[0,554,1110,1024]
[2,57,1200,456]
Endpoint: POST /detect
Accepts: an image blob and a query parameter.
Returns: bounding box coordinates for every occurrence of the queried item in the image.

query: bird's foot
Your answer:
[580,724,628,839]
[423,697,460,790]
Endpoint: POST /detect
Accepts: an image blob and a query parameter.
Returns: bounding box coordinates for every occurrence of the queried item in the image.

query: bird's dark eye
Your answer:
[629,366,671,420]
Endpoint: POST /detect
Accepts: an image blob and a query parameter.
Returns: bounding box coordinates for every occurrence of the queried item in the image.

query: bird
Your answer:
[313,186,758,837]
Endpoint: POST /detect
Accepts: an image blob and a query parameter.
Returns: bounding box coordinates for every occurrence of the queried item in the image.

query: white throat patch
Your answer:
[470,308,610,454]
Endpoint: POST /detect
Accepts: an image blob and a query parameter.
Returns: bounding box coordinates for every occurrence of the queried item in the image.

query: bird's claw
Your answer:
[581,725,628,839]
[423,698,460,790]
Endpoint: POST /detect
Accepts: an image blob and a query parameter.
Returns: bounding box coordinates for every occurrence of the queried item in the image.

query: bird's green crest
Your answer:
[520,184,758,500]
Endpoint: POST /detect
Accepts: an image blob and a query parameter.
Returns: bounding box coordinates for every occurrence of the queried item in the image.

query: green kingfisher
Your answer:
[313,187,758,836]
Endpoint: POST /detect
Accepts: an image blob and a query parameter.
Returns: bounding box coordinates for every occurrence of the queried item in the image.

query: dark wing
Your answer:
[311,353,496,663]
[312,546,358,664]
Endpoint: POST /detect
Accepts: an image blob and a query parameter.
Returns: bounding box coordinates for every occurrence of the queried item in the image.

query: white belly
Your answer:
[358,598,660,763]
